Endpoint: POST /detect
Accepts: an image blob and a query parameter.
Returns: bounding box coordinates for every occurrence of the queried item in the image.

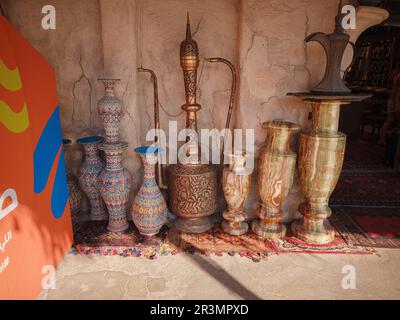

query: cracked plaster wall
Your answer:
[1,0,384,221]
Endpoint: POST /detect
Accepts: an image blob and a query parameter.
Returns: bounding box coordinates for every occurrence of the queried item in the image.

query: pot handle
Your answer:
[343,41,357,81]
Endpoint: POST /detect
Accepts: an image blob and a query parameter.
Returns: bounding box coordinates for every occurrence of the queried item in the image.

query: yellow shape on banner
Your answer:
[0,59,22,91]
[0,100,29,133]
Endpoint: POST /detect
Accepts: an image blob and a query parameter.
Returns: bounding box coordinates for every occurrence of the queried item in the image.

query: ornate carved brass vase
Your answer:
[221,153,251,236]
[252,120,300,239]
[169,164,217,233]
[291,100,347,244]
[167,14,217,234]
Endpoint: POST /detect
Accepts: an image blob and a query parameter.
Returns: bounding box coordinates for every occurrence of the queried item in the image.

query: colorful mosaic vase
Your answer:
[77,136,108,221]
[132,146,167,237]
[97,78,123,144]
[98,142,131,233]
[62,139,82,222]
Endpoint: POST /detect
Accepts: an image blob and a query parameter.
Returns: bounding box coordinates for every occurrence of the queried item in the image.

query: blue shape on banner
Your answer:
[33,106,68,218]
[51,147,68,218]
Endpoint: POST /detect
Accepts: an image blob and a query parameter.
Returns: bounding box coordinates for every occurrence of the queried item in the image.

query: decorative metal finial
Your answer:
[180,12,200,108]
[186,11,191,39]
[335,0,344,32]
[179,12,201,159]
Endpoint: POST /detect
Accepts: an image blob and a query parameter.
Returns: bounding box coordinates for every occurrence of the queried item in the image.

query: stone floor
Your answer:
[38,248,400,300]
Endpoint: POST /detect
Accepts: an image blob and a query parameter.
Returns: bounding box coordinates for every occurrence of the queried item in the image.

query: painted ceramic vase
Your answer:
[77,136,108,221]
[99,142,131,233]
[97,78,123,144]
[62,139,82,222]
[131,146,167,236]
[252,120,300,239]
[221,152,251,236]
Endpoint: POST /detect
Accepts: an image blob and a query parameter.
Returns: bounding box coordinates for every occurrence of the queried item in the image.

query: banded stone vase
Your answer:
[221,152,251,236]
[252,120,300,239]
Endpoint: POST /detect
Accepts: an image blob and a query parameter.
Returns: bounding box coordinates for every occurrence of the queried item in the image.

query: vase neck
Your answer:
[310,101,341,134]
[103,80,117,96]
[105,151,123,171]
[105,86,115,96]
[63,144,72,154]
[265,127,291,153]
[84,143,102,164]
[141,156,156,182]
[227,154,247,172]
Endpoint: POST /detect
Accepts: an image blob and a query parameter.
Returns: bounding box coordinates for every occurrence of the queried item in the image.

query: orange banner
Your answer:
[0,15,72,299]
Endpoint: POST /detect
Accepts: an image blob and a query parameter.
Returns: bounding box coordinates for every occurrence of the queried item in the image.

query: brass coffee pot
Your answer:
[305,0,355,94]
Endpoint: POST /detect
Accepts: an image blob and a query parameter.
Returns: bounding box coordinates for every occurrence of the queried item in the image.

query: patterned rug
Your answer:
[331,207,400,248]
[73,221,177,259]
[343,141,386,170]
[330,171,400,206]
[73,219,373,261]
[166,223,273,261]
[272,222,374,255]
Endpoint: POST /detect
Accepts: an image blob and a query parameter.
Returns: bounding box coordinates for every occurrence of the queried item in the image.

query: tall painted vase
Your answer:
[132,146,167,237]
[98,142,131,233]
[98,78,123,144]
[77,136,108,221]
[252,120,300,239]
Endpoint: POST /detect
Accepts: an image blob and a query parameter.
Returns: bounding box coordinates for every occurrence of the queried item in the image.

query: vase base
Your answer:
[174,217,213,234]
[251,219,286,239]
[107,223,129,233]
[221,220,248,236]
[291,219,335,244]
[140,234,162,246]
[90,216,108,222]
[140,232,160,237]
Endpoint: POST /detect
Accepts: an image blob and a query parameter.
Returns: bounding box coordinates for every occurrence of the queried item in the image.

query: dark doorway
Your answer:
[330,17,400,248]
[340,24,400,171]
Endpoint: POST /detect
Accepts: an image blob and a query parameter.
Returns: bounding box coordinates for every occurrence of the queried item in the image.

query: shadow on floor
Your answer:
[188,254,261,300]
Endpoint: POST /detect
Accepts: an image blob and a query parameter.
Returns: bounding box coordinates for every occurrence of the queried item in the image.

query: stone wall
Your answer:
[0,0,387,221]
